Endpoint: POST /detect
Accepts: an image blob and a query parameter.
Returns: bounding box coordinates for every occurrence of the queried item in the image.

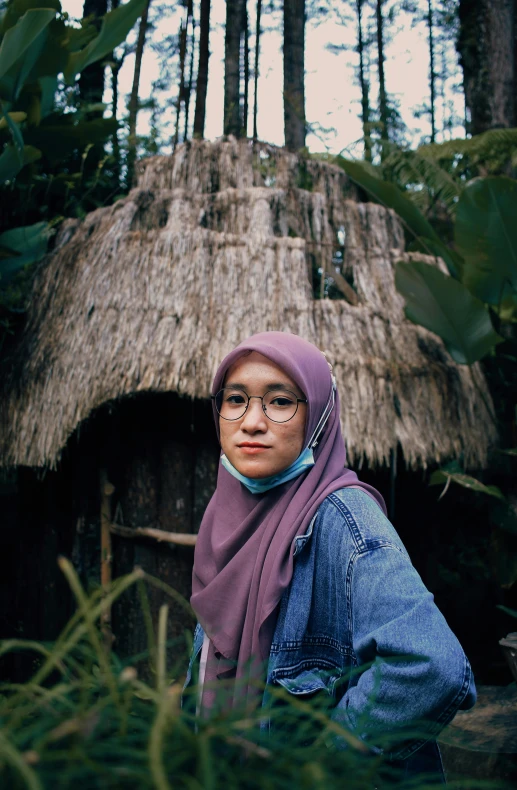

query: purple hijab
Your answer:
[191,332,386,706]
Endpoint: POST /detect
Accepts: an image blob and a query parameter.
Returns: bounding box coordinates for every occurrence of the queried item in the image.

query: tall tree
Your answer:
[375,0,388,147]
[79,0,109,109]
[356,0,372,161]
[252,0,262,141]
[173,1,192,148]
[242,2,250,137]
[427,0,436,143]
[283,0,306,151]
[127,0,152,187]
[193,0,211,138]
[183,0,196,140]
[457,0,516,134]
[224,0,245,136]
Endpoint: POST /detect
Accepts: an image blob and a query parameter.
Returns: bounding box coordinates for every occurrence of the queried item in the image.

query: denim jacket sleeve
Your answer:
[331,528,476,760]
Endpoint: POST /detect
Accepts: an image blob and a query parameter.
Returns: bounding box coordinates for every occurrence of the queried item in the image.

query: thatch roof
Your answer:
[0,137,496,470]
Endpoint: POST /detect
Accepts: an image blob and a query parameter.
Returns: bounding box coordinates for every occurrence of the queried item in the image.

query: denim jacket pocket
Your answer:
[270,660,342,698]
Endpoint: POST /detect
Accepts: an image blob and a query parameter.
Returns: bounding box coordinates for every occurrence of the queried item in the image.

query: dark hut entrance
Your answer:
[0,392,220,681]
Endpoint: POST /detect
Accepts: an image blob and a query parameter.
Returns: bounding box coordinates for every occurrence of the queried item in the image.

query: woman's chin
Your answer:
[232,459,276,480]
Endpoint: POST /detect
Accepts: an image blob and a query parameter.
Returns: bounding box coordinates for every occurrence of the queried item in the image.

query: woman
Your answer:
[187,331,476,779]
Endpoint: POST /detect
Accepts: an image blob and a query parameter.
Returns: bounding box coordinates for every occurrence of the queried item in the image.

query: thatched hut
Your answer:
[0,138,497,677]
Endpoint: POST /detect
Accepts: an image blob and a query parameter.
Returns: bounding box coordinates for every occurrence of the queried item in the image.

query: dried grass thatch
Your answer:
[0,137,496,470]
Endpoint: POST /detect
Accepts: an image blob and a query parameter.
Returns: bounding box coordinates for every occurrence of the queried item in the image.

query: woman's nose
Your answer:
[241,398,268,432]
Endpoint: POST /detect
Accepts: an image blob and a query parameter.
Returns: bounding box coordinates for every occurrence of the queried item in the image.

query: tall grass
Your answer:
[0,560,502,789]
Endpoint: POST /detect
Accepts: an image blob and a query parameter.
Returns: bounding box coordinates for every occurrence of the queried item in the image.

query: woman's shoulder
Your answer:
[317,487,407,553]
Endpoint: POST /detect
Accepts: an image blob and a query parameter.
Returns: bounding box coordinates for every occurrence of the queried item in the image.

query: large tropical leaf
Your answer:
[0,221,50,282]
[0,143,40,183]
[455,176,517,305]
[0,9,56,91]
[334,156,441,244]
[408,237,464,280]
[395,259,503,364]
[64,0,147,83]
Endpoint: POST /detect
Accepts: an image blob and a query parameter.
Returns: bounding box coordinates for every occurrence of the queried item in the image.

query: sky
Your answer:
[62,0,465,156]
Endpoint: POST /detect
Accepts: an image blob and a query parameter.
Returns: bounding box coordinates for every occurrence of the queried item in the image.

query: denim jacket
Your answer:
[185,488,476,773]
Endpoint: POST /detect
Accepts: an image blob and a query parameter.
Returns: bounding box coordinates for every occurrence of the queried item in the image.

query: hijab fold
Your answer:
[191,332,386,708]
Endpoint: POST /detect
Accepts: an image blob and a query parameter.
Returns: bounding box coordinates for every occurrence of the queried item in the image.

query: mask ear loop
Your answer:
[307,376,337,450]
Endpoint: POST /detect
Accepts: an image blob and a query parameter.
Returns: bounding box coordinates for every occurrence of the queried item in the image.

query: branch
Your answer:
[109,522,197,546]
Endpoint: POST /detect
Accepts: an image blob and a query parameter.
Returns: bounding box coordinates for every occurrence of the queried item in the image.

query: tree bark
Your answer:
[427,0,436,143]
[127,0,152,188]
[242,3,250,137]
[252,0,262,141]
[356,0,372,162]
[79,0,109,109]
[376,0,388,148]
[193,0,211,139]
[283,0,306,151]
[183,0,195,141]
[110,0,121,189]
[224,0,245,136]
[173,4,189,149]
[457,0,516,134]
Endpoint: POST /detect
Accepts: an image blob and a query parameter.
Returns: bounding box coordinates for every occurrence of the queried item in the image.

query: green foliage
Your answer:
[334,156,441,244]
[0,561,474,789]
[0,221,51,283]
[64,0,147,83]
[455,176,517,305]
[419,127,517,181]
[0,0,146,343]
[395,260,503,365]
[429,469,505,501]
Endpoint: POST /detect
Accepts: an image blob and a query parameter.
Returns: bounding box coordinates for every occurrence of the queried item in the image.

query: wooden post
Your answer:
[100,469,115,650]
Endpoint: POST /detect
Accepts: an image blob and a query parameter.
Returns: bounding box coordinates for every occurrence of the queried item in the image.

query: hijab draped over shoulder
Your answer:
[191,332,386,707]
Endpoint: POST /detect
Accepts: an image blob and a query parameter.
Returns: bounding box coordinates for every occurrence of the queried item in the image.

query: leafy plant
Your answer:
[0,0,147,344]
[334,148,517,588]
[0,561,483,789]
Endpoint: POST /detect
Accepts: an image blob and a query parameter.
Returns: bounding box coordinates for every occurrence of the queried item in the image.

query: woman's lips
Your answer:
[238,444,270,454]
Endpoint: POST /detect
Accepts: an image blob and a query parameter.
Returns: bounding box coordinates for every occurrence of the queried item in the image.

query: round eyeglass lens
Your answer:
[263,390,299,422]
[215,389,249,420]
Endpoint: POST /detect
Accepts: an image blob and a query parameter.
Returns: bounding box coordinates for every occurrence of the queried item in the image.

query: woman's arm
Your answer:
[331,543,476,760]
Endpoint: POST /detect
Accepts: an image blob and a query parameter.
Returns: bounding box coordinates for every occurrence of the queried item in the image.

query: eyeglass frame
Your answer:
[211,388,308,424]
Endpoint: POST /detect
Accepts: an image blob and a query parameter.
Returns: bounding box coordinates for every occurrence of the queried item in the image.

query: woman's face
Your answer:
[219,352,307,479]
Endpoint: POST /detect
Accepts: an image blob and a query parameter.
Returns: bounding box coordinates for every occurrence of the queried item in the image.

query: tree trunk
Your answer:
[110,0,121,189]
[193,0,211,139]
[376,0,388,149]
[79,0,109,109]
[224,0,245,136]
[427,0,436,143]
[252,0,262,141]
[127,0,152,188]
[183,0,195,141]
[174,3,190,148]
[283,0,306,152]
[356,0,372,162]
[457,0,516,134]
[242,3,249,137]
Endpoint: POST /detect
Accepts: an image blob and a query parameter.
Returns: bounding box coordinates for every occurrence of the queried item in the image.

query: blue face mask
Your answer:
[221,446,315,495]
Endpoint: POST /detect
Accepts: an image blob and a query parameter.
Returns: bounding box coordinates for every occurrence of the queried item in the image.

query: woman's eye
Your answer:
[271,397,294,407]
[226,394,246,405]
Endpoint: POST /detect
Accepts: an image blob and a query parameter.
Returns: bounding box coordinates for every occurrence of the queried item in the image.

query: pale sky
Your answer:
[62,0,465,155]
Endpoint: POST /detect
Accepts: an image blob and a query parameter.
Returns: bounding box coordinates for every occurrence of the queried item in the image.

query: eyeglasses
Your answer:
[212,388,307,423]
